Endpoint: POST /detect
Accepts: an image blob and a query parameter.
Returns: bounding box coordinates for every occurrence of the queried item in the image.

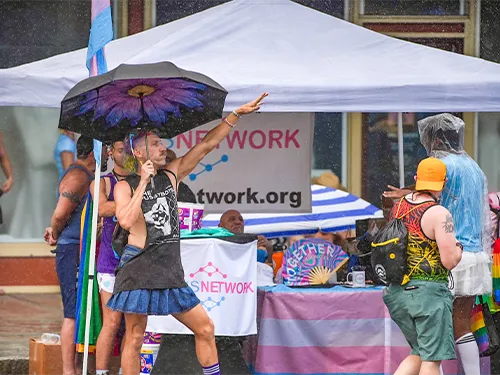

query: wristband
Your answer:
[232,110,241,118]
[223,117,235,128]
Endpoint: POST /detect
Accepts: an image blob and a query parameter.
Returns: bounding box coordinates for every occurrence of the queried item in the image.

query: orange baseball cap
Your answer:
[415,157,447,192]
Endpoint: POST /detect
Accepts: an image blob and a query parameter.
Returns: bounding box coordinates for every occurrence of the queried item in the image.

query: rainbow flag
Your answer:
[492,239,500,305]
[471,300,490,355]
[75,193,103,353]
[471,295,500,357]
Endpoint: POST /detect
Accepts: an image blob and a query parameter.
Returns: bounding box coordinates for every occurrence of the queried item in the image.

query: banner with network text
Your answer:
[146,237,257,336]
[163,113,314,213]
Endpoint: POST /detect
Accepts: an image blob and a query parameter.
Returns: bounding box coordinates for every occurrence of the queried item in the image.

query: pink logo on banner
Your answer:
[189,262,254,311]
[190,262,227,278]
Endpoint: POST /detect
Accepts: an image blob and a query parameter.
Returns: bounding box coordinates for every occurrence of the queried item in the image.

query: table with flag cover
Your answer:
[243,285,490,375]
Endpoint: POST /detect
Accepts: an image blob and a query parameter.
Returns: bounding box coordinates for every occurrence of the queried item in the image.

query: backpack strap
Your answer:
[163,168,178,188]
[395,197,435,220]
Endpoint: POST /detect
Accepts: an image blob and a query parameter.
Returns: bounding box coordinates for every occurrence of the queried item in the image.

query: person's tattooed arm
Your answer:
[50,170,89,240]
[442,214,455,234]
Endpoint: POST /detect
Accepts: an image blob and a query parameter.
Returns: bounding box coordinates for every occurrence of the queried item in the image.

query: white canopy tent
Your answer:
[2,0,500,113]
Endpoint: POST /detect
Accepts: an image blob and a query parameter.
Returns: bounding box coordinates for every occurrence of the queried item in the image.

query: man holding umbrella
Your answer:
[108,93,267,375]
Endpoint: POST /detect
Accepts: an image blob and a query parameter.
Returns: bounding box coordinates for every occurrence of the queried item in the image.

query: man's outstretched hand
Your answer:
[235,93,268,115]
[382,185,411,199]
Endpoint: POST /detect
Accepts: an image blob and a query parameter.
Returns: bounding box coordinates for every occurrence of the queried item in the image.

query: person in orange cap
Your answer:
[384,157,463,375]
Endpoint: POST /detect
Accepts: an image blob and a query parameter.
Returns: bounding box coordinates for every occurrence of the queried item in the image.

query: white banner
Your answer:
[146,237,257,336]
[164,113,314,214]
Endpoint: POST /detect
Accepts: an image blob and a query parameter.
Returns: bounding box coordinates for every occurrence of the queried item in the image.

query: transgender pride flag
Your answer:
[76,0,113,370]
[86,0,113,77]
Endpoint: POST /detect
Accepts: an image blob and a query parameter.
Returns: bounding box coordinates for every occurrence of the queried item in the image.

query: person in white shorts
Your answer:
[90,140,130,375]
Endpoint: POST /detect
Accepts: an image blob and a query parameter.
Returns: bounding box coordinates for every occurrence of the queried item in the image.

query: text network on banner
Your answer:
[146,238,257,336]
[163,113,314,214]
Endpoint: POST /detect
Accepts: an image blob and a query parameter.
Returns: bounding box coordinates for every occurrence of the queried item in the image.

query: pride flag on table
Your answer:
[75,0,113,354]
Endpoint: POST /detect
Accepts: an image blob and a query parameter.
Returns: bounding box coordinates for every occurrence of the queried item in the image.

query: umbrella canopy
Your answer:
[202,185,383,238]
[59,61,227,142]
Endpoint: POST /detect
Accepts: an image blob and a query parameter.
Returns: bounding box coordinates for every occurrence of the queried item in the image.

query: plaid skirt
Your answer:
[107,286,200,315]
[107,244,199,315]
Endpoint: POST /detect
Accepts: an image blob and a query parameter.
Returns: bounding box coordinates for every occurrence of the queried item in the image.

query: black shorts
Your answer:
[55,243,79,319]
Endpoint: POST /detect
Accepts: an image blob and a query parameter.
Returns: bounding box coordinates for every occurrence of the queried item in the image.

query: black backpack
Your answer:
[370,199,427,285]
[370,217,408,285]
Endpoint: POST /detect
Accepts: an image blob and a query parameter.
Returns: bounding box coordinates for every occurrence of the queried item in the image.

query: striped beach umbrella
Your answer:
[202,185,383,238]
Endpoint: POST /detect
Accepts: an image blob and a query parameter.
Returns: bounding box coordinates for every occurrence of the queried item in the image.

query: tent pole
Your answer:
[82,140,102,375]
[397,113,404,188]
[341,112,348,186]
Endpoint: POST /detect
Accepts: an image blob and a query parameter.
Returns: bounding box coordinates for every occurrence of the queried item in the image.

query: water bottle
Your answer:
[41,333,60,344]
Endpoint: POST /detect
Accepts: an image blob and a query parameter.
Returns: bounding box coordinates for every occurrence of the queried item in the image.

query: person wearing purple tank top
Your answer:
[90,140,130,375]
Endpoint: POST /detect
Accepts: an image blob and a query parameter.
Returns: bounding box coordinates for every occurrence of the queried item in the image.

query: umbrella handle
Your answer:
[140,97,154,190]
[144,130,155,190]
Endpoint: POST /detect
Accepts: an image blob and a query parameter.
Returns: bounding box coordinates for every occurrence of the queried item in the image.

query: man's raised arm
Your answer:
[170,93,268,181]
[115,161,152,230]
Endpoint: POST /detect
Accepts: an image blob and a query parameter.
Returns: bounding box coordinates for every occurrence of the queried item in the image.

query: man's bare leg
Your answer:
[96,290,123,373]
[453,296,480,375]
[121,313,147,375]
[173,304,218,366]
[61,318,76,375]
[419,361,441,375]
[394,354,421,375]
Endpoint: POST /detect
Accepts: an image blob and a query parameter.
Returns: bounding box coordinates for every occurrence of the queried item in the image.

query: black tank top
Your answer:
[114,171,186,292]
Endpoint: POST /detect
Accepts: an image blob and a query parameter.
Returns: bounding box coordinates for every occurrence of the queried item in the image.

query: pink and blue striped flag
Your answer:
[87,0,113,77]
[75,0,113,353]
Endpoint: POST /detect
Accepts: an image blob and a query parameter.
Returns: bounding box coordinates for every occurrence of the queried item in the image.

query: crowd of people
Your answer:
[30,106,495,375]
[43,93,267,375]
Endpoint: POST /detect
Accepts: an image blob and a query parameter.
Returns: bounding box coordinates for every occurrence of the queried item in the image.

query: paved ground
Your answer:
[1,293,499,375]
[0,293,62,374]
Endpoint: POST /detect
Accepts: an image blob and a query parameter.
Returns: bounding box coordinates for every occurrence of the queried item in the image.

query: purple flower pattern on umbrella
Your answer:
[75,78,206,129]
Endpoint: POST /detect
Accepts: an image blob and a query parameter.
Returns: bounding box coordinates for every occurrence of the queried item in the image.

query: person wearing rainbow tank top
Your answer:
[384,113,493,375]
[384,157,463,375]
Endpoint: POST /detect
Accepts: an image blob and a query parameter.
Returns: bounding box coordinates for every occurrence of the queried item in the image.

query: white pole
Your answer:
[341,112,348,187]
[151,0,157,27]
[397,113,405,188]
[82,140,102,375]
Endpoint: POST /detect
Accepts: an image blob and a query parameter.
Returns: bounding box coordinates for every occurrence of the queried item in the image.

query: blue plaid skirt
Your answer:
[107,287,200,315]
[107,244,200,315]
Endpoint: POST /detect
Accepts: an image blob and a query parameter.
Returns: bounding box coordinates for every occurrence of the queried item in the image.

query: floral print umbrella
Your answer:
[59,61,228,142]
